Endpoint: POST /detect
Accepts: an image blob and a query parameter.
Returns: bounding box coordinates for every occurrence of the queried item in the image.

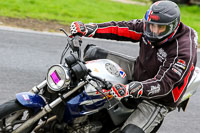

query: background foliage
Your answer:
[0,0,199,42]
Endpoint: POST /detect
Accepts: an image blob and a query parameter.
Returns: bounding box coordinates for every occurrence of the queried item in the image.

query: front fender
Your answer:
[16,92,46,109]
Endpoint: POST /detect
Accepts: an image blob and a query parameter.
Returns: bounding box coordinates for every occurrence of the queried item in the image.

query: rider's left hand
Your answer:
[110,82,143,100]
[70,21,98,37]
[70,21,87,36]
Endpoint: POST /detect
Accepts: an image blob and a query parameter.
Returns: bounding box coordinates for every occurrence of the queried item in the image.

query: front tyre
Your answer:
[0,99,37,133]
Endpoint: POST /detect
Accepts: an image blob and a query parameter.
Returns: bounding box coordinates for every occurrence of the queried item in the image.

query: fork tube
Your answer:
[12,81,88,133]
[30,80,47,93]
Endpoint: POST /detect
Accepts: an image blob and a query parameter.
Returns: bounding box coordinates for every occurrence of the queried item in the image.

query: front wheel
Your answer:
[0,99,37,133]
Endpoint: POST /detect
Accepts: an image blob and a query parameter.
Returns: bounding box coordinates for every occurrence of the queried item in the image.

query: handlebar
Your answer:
[59,28,113,94]
[59,28,82,63]
[88,71,113,90]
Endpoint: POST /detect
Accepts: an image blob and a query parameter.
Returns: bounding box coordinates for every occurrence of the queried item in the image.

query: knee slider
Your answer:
[121,124,144,133]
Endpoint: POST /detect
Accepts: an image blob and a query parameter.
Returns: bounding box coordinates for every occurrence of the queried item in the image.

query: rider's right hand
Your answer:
[70,21,88,36]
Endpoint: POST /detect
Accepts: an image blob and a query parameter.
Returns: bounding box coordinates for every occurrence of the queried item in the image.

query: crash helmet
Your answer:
[143,1,180,45]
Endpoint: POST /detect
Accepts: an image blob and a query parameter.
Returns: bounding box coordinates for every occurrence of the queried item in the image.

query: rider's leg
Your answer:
[121,100,169,133]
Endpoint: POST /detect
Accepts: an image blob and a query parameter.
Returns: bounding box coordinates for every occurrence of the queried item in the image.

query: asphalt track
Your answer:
[0,26,199,133]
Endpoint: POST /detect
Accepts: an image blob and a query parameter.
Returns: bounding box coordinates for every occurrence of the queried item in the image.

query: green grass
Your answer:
[0,0,149,23]
[0,0,199,43]
[179,5,200,39]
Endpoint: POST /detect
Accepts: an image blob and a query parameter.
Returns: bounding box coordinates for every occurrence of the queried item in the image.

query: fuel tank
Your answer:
[85,59,128,84]
[84,59,128,95]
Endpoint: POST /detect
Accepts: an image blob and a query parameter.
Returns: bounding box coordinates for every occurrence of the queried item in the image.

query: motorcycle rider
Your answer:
[70,1,198,133]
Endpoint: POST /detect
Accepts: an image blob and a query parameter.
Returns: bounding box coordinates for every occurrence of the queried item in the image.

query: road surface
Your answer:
[0,27,199,133]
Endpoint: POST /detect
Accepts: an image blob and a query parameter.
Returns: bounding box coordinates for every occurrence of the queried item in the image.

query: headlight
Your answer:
[47,64,70,92]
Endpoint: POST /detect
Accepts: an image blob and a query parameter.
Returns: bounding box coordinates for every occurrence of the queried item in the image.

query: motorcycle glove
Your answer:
[110,82,143,100]
[70,21,98,37]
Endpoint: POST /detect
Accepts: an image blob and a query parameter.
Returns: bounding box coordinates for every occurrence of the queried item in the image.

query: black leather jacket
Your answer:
[93,20,198,107]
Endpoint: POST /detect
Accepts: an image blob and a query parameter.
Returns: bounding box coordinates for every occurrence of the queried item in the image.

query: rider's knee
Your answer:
[121,124,144,133]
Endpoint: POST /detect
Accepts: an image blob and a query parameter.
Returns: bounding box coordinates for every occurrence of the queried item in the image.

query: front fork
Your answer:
[12,81,88,133]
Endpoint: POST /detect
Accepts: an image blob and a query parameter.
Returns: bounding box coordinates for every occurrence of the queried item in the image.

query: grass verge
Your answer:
[0,0,199,43]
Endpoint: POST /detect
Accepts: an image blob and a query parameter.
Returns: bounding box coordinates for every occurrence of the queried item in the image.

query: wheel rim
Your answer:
[0,109,32,132]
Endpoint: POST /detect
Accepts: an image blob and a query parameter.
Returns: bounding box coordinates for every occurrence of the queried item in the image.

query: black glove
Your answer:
[110,82,143,100]
[70,21,98,37]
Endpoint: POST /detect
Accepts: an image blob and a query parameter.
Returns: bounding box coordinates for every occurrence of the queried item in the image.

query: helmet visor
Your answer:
[144,22,173,40]
[144,18,178,41]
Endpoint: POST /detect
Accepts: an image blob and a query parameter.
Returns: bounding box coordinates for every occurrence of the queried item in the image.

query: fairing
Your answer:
[16,92,46,108]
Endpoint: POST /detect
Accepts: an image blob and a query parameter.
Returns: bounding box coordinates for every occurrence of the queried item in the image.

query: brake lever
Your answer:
[87,78,113,108]
[59,29,82,53]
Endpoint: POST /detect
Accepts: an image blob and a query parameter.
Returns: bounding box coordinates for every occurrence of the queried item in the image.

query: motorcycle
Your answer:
[0,29,199,133]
